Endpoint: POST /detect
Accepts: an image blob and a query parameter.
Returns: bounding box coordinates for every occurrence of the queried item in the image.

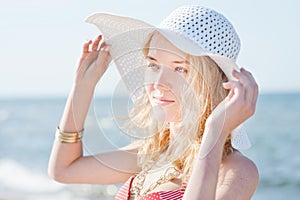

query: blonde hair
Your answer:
[128,33,233,182]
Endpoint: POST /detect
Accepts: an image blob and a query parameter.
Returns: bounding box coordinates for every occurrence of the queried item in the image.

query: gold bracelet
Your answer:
[55,126,84,143]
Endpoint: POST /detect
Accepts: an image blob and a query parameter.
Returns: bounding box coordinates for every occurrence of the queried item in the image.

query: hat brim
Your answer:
[85,13,251,150]
[86,13,240,81]
[155,28,240,81]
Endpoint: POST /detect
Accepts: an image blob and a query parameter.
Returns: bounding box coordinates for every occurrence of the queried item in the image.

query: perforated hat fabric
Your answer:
[85,5,251,150]
[158,6,241,61]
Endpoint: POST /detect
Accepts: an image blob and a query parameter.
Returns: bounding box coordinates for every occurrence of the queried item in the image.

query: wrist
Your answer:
[203,127,228,145]
[55,126,84,143]
[205,120,231,142]
[72,82,95,95]
[198,127,228,159]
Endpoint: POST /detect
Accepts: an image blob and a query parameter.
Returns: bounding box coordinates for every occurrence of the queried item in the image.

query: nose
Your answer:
[153,66,171,91]
[153,82,168,91]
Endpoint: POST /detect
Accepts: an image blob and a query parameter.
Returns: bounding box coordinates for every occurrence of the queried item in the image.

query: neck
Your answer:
[169,122,181,141]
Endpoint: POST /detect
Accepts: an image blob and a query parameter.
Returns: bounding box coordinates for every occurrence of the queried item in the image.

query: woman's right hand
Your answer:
[74,35,112,89]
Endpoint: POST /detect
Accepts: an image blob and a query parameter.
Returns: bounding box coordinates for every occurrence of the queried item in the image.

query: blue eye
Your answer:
[175,67,188,74]
[147,63,160,71]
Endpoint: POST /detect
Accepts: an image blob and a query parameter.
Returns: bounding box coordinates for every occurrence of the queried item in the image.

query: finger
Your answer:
[251,86,259,110]
[232,69,252,86]
[240,68,259,106]
[222,82,233,100]
[234,69,259,114]
[100,44,111,52]
[240,68,255,82]
[83,40,92,53]
[96,45,112,71]
[99,40,108,50]
[236,67,256,88]
[223,81,245,101]
[91,35,102,51]
[232,69,257,105]
[77,52,98,73]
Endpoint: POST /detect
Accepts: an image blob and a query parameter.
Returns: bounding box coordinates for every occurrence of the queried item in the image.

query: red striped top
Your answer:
[115,176,185,200]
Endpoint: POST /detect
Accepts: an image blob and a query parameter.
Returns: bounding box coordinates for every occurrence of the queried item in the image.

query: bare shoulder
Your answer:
[221,150,259,178]
[217,150,259,200]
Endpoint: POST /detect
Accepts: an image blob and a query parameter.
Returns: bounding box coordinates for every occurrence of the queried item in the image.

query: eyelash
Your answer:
[147,63,188,74]
[147,63,160,71]
[174,67,188,74]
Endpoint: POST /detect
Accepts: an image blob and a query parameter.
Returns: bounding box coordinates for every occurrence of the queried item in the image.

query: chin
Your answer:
[165,113,182,123]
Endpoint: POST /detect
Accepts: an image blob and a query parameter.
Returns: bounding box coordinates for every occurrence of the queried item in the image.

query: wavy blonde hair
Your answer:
[128,33,233,182]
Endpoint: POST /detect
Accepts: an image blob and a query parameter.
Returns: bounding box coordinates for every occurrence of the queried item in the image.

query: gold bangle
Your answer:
[55,126,84,143]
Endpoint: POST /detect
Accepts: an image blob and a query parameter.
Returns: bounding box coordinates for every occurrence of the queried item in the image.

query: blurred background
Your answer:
[0,0,299,199]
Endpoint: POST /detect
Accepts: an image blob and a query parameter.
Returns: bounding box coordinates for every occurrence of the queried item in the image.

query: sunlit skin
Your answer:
[48,34,259,200]
[145,33,190,123]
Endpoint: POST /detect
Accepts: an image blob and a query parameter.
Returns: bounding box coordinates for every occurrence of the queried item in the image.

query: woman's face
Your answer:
[144,33,190,122]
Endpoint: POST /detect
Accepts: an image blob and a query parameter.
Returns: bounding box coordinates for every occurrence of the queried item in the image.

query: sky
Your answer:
[0,0,299,98]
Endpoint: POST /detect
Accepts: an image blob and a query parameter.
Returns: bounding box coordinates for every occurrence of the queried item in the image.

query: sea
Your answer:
[0,93,299,200]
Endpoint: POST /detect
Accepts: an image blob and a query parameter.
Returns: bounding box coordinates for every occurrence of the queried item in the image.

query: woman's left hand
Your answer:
[206,67,259,138]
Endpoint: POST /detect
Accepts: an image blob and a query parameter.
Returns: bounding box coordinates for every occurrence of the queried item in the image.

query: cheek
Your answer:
[144,68,157,87]
[170,82,185,100]
[145,84,154,97]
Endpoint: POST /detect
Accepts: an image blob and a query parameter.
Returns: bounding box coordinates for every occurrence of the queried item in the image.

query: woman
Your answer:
[49,5,259,200]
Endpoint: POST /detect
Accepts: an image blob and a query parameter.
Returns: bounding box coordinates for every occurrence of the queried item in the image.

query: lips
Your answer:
[152,97,175,106]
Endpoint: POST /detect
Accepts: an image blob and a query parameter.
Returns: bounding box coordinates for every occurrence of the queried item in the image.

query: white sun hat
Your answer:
[85,5,251,150]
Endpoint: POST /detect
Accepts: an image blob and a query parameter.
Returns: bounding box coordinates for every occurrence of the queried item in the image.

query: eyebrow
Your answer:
[146,56,188,64]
